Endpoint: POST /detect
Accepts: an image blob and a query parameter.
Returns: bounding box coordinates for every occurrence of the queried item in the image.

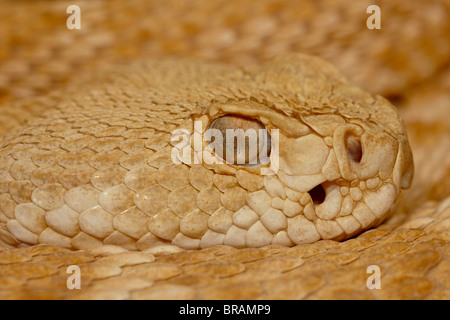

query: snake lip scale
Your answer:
[0,53,413,251]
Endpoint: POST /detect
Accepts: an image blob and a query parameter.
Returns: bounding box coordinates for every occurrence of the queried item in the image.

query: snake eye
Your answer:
[346,134,362,163]
[207,115,271,166]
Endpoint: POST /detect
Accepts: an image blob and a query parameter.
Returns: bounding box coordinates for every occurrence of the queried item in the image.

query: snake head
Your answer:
[0,53,414,250]
[190,53,414,246]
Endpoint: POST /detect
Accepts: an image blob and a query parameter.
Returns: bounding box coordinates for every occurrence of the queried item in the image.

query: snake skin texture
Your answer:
[0,0,449,299]
[0,54,415,250]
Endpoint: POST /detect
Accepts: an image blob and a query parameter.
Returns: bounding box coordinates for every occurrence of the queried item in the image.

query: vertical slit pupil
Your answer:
[309,184,326,205]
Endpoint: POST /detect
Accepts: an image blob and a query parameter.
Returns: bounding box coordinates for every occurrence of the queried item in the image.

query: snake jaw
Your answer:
[244,109,408,244]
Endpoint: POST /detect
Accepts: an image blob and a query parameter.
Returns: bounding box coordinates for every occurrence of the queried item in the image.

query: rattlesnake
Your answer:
[0,0,448,300]
[0,54,414,250]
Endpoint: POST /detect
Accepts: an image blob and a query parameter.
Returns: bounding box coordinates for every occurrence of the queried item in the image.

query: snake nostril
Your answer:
[308,184,326,205]
[346,134,362,163]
